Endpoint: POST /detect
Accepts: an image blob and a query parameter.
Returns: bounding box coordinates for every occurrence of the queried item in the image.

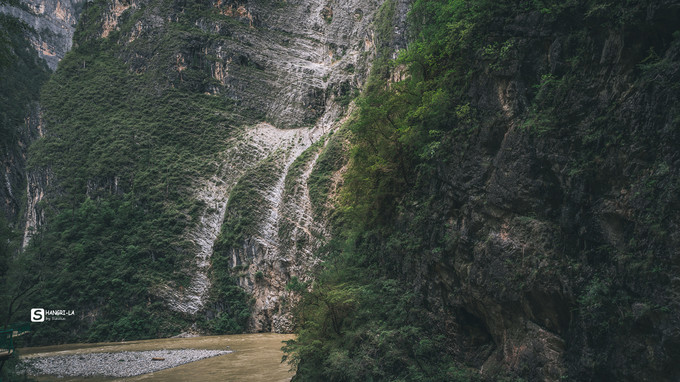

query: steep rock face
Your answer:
[18,110,51,248]
[120,0,384,330]
[0,9,52,242]
[1,105,40,226]
[159,122,327,320]
[1,109,49,251]
[0,0,85,70]
[403,5,680,381]
[288,1,680,381]
[22,166,50,247]
[1,0,83,249]
[208,123,329,332]
[180,0,388,330]
[23,0,384,338]
[95,0,378,128]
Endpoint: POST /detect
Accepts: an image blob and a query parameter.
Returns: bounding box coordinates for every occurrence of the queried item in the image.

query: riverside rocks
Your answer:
[21,349,231,378]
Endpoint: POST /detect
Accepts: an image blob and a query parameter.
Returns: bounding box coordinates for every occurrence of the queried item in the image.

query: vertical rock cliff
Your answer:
[4,0,679,380]
[285,1,680,381]
[0,4,52,252]
[0,0,85,70]
[13,0,388,342]
[1,0,84,253]
[110,0,386,331]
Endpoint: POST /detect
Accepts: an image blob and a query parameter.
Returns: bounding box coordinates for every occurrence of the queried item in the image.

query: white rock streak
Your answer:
[258,125,324,250]
[165,174,230,314]
[162,123,324,315]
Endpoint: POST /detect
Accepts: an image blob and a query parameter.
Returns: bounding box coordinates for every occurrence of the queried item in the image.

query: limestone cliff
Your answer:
[1,0,85,253]
[0,0,85,70]
[7,1,679,380]
[109,0,386,331]
[17,0,387,339]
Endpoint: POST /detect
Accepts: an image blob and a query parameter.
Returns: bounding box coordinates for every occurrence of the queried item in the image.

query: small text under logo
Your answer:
[31,308,75,322]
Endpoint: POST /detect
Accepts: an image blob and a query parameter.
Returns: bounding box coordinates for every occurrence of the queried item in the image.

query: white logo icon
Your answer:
[31,308,45,322]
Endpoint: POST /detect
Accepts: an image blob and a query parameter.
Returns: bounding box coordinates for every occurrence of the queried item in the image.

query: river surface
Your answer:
[18,333,295,381]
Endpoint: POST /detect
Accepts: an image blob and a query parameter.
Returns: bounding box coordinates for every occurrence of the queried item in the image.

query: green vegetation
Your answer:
[0,14,50,143]
[1,0,677,379]
[285,274,481,381]
[206,153,284,334]
[14,0,262,344]
[284,140,324,200]
[284,0,487,379]
[307,130,347,217]
[285,0,680,380]
[214,153,281,250]
[0,8,49,329]
[24,196,193,343]
[203,266,252,334]
[0,214,29,331]
[0,11,51,379]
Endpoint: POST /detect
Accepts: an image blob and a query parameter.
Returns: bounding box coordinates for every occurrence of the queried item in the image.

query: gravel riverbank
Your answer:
[20,349,232,378]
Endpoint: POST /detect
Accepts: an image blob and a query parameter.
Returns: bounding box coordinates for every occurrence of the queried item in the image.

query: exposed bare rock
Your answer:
[111,0,385,329]
[159,122,326,317]
[0,0,85,70]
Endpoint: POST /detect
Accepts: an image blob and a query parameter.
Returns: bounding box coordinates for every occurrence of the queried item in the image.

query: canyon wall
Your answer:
[13,0,388,340]
[4,1,679,380]
[0,0,85,70]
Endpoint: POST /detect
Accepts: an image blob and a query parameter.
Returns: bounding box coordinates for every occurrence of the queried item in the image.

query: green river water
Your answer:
[18,333,295,381]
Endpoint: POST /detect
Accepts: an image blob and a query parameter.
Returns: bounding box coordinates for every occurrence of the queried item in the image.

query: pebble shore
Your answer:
[20,349,232,378]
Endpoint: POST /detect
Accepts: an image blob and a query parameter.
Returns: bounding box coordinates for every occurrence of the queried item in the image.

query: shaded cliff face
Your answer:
[0,0,85,69]
[1,0,85,254]
[424,4,680,379]
[286,1,680,381]
[0,9,51,238]
[0,104,43,229]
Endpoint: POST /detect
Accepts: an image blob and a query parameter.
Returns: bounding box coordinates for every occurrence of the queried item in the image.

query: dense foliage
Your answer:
[286,0,680,380]
[0,14,49,143]
[284,0,487,380]
[0,10,51,381]
[0,10,49,322]
[1,0,678,380]
[14,0,261,344]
